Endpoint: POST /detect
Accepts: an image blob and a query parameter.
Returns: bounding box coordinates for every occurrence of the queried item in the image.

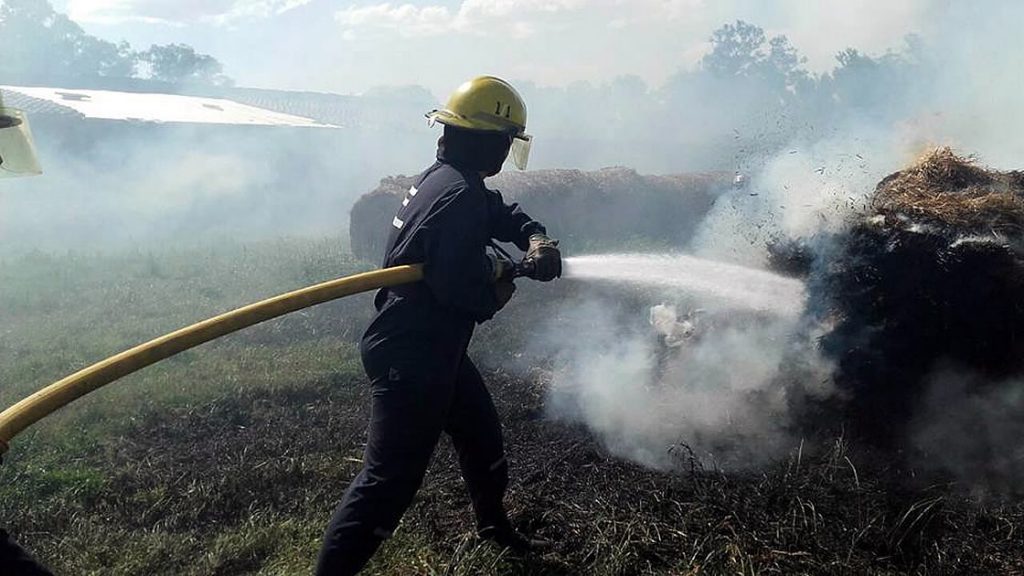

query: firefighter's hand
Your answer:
[494,281,516,310]
[525,234,561,281]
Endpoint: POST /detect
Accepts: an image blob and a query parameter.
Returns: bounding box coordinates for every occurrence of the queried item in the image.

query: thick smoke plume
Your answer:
[518,6,1024,477]
[536,149,1024,481]
[530,258,831,470]
[542,301,798,469]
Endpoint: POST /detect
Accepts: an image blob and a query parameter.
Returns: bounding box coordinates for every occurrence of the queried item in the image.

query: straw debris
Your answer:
[871,147,1024,235]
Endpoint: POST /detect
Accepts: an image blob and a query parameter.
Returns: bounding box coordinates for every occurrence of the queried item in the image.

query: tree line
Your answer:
[0,0,232,86]
[518,20,931,170]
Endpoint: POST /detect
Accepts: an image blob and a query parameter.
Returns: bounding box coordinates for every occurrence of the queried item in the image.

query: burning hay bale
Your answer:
[349,167,732,260]
[813,148,1024,443]
[871,148,1024,234]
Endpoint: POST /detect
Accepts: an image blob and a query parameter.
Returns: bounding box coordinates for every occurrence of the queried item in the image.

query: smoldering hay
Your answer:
[805,147,1024,445]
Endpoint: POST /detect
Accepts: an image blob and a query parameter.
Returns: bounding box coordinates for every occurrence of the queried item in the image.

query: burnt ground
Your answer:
[7,363,1024,575]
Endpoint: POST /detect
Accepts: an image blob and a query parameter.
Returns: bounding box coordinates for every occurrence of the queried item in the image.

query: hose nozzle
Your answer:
[489,242,537,281]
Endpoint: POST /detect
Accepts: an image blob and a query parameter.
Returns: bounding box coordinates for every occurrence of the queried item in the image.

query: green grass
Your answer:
[0,236,371,423]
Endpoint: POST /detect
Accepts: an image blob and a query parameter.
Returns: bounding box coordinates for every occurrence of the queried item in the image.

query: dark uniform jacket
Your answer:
[362,161,544,357]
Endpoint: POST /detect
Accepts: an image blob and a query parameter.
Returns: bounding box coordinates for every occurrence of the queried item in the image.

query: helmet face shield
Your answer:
[510,133,532,171]
[0,108,41,178]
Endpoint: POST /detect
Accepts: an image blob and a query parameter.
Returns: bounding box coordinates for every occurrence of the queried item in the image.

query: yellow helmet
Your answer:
[427,76,533,170]
[0,93,42,178]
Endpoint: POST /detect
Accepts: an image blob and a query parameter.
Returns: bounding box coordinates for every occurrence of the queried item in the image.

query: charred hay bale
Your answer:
[813,148,1024,443]
[349,167,730,260]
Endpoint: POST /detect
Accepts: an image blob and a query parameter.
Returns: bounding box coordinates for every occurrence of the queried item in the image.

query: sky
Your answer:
[51,0,933,98]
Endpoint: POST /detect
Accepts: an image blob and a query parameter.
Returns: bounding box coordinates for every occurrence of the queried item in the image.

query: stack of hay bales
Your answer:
[814,148,1024,442]
[349,167,732,261]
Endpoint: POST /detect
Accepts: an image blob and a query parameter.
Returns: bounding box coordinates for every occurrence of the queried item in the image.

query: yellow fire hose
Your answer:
[0,264,424,456]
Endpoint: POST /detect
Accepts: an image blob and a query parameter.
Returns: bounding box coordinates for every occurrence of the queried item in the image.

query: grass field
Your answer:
[1,239,1022,575]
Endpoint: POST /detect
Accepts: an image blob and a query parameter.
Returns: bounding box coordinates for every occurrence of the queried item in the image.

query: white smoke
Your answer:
[0,121,435,254]
[537,257,831,469]
[912,368,1024,494]
[691,125,917,267]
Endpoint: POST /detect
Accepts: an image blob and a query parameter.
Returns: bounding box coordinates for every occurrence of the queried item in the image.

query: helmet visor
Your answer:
[510,133,532,171]
[0,109,41,178]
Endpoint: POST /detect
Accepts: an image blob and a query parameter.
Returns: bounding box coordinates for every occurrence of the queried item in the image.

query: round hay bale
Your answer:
[349,167,732,261]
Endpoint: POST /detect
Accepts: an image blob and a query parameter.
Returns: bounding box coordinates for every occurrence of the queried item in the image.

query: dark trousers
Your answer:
[315,347,509,575]
[0,530,53,576]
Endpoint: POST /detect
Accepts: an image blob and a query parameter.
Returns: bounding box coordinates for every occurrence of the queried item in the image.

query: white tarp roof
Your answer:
[0,85,335,128]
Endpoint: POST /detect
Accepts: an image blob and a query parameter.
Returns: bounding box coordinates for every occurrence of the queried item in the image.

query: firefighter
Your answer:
[0,97,54,576]
[315,76,561,575]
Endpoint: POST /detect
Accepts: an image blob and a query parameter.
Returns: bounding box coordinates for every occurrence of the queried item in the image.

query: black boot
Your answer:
[478,522,551,554]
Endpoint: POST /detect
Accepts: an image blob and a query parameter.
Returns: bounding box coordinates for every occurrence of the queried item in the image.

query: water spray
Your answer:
[563,253,806,316]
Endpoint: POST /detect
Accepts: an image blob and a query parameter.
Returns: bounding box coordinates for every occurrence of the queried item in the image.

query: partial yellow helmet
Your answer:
[427,76,533,170]
[428,76,527,134]
[0,93,42,178]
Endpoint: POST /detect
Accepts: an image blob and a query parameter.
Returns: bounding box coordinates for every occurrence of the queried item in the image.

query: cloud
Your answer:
[334,3,454,38]
[763,0,930,71]
[327,0,926,95]
[334,0,704,40]
[66,0,312,25]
